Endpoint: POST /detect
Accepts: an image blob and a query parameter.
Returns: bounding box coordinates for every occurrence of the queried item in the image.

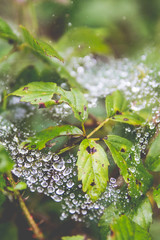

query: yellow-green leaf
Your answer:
[77,139,110,201]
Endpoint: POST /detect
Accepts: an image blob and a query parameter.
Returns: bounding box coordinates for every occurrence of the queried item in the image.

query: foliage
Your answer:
[0,5,160,239]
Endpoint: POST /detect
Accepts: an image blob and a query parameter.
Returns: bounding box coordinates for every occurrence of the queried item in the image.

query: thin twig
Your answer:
[87,118,110,138]
[7,172,44,240]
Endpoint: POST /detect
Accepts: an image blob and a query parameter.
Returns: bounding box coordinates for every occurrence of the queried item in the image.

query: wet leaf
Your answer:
[105,90,145,125]
[20,25,63,62]
[0,17,18,42]
[99,204,120,239]
[21,125,83,150]
[145,133,160,171]
[0,145,14,173]
[9,82,88,122]
[128,197,152,230]
[77,139,109,201]
[99,196,152,239]
[104,135,152,199]
[153,185,160,208]
[62,236,85,240]
[108,215,151,240]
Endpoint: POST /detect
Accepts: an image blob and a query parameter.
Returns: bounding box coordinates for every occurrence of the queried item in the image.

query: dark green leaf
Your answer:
[77,139,110,201]
[145,134,160,171]
[108,215,151,240]
[0,17,18,42]
[153,185,160,208]
[0,145,14,173]
[21,125,83,150]
[9,82,88,122]
[104,135,152,199]
[61,236,85,240]
[20,25,63,62]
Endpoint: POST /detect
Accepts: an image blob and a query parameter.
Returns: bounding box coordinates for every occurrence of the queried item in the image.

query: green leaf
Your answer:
[56,27,110,57]
[21,125,83,150]
[153,185,160,208]
[104,135,152,199]
[0,17,18,42]
[128,197,152,230]
[99,196,152,239]
[77,139,110,201]
[111,112,145,125]
[59,88,88,122]
[105,90,129,117]
[9,82,88,122]
[62,236,85,240]
[108,215,151,240]
[145,133,160,171]
[0,145,14,173]
[14,181,27,190]
[105,90,145,125]
[9,82,59,107]
[20,25,63,62]
[99,204,120,239]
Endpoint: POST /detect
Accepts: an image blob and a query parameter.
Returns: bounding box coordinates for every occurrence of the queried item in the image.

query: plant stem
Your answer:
[82,122,86,136]
[7,172,44,240]
[87,118,110,138]
[57,144,77,155]
[2,90,7,110]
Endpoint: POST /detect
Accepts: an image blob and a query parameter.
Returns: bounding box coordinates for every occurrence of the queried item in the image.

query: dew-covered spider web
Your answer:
[0,54,159,222]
